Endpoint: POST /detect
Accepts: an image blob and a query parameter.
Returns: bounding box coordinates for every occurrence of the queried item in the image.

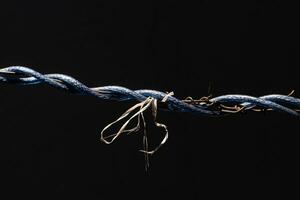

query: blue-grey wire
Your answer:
[1,66,300,117]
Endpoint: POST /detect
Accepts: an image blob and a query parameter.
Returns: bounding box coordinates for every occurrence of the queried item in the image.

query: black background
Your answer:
[0,0,296,199]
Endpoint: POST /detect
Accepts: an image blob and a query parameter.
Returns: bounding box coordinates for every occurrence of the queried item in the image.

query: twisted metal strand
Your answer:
[2,66,299,115]
[1,66,299,168]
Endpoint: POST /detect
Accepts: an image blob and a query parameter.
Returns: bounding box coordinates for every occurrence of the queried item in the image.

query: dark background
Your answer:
[0,0,297,199]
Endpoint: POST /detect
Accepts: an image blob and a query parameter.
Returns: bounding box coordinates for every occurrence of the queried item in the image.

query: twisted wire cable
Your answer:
[1,66,299,168]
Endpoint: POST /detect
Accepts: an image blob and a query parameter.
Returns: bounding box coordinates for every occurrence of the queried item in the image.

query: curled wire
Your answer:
[1,66,300,168]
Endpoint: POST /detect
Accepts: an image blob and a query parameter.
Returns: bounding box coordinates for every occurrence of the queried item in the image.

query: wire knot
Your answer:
[100,92,173,170]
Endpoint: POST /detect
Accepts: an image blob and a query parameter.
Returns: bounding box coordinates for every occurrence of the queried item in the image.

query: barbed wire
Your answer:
[1,66,299,169]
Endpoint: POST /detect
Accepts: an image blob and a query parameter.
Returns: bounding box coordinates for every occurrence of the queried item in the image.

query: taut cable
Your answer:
[1,66,299,169]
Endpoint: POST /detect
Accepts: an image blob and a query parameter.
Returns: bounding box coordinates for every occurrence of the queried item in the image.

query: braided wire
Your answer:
[1,66,299,169]
[1,66,300,116]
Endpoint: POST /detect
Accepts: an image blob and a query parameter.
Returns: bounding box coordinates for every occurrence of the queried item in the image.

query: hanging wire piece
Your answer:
[1,66,300,168]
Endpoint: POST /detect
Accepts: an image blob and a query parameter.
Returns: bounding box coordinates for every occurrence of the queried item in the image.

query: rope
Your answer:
[1,66,299,169]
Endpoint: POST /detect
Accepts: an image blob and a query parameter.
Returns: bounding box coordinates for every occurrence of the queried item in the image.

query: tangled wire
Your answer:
[1,66,299,168]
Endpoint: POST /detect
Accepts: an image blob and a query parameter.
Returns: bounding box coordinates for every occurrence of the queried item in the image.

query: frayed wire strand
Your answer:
[100,92,173,170]
[1,66,300,169]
